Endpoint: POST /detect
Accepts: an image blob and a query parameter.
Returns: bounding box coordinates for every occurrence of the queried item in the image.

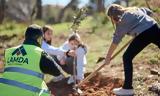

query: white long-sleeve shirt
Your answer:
[59,41,87,80]
[41,40,66,56]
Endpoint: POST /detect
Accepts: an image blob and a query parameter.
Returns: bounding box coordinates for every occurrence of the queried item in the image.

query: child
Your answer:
[58,33,87,84]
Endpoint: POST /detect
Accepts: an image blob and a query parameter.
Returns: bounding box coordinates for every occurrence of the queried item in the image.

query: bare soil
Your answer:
[47,72,123,96]
[47,62,159,96]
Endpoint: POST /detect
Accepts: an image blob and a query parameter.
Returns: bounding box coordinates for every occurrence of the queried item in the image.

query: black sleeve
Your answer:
[140,7,153,16]
[40,51,61,76]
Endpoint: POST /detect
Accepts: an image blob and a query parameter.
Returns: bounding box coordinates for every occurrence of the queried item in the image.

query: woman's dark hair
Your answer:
[42,25,53,45]
[42,25,53,34]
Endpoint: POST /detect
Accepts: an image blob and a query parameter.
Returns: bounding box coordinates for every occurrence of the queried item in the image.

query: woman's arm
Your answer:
[105,42,118,64]
[42,41,75,57]
[42,40,65,56]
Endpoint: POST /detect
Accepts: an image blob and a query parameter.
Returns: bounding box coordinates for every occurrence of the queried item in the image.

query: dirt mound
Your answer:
[47,78,74,96]
[47,72,123,96]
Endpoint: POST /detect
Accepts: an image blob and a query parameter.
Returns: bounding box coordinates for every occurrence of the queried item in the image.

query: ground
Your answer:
[45,62,159,96]
[0,18,160,95]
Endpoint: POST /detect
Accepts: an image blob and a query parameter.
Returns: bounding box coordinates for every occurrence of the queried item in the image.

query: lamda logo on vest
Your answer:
[7,46,28,64]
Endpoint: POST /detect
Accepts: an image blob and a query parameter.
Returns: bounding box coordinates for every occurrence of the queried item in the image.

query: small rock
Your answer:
[87,88,95,93]
[150,69,158,75]
[138,66,143,70]
[148,83,160,95]
[147,75,154,78]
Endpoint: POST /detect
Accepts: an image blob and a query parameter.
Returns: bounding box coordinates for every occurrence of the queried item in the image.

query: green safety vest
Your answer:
[0,44,50,96]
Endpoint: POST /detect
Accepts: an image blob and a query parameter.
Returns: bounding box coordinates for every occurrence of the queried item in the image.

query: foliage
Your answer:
[70,7,87,32]
[0,21,26,36]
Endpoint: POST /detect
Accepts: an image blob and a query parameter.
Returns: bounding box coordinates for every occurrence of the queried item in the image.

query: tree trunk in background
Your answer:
[0,0,5,24]
[125,0,129,7]
[97,0,105,12]
[36,0,42,19]
[57,0,76,23]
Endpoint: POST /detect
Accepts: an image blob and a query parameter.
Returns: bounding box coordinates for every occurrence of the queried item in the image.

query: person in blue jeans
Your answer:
[105,4,160,95]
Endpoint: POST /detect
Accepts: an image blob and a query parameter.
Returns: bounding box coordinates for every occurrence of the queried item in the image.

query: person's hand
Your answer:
[60,59,66,65]
[68,50,76,57]
[76,79,81,84]
[104,56,111,65]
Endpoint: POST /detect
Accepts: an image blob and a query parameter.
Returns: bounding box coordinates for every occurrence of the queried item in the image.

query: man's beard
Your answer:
[44,38,52,45]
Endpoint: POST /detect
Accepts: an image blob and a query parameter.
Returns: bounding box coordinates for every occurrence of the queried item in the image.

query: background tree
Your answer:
[6,0,36,22]
[97,0,105,12]
[0,0,6,24]
[36,0,42,20]
[56,0,79,23]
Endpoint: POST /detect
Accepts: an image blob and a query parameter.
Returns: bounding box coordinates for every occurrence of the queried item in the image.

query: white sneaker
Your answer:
[113,87,134,96]
[73,87,83,94]
[77,88,83,94]
[67,76,74,84]
[52,75,64,82]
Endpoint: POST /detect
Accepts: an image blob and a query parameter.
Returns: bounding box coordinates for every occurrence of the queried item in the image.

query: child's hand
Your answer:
[60,59,66,65]
[68,50,76,57]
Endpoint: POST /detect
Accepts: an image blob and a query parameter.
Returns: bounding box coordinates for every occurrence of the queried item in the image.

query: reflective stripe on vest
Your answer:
[4,67,44,79]
[4,45,48,94]
[0,78,49,93]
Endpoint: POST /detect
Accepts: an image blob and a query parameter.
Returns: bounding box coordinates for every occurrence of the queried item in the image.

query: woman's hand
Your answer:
[104,55,111,65]
[105,42,118,65]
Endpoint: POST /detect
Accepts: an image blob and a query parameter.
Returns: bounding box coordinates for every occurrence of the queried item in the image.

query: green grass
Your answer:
[0,22,26,36]
[52,22,71,34]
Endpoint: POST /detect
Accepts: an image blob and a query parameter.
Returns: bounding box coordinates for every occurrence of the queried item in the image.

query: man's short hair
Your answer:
[25,24,43,40]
